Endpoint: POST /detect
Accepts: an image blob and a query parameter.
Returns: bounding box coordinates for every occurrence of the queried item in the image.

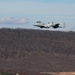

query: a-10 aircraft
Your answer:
[33,21,65,29]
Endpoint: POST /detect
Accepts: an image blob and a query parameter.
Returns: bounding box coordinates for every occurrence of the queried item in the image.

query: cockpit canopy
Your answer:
[36,21,41,23]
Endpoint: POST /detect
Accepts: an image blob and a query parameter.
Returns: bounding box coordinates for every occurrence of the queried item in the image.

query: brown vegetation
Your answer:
[0,28,75,73]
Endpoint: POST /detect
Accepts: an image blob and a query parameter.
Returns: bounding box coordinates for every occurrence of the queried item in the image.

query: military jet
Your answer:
[33,21,65,29]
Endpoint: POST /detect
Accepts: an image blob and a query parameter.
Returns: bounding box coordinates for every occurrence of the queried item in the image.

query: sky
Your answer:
[0,0,75,31]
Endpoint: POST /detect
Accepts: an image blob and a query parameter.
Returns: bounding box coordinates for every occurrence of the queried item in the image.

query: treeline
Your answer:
[0,28,75,72]
[0,28,75,58]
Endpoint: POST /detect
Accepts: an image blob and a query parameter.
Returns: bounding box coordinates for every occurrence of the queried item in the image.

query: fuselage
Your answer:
[33,21,65,29]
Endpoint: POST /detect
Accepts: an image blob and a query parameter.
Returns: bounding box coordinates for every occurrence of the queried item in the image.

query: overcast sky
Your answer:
[0,0,75,31]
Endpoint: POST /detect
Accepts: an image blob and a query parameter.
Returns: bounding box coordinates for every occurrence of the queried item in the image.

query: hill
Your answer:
[0,28,75,73]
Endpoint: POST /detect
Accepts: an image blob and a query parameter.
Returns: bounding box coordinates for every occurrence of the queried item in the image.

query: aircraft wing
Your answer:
[33,24,45,28]
[33,21,46,28]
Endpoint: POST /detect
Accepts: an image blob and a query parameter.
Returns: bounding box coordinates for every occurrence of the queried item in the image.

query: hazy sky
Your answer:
[0,0,75,31]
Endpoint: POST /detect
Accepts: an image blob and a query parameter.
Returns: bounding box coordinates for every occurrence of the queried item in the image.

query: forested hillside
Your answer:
[0,28,75,72]
[0,28,75,57]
